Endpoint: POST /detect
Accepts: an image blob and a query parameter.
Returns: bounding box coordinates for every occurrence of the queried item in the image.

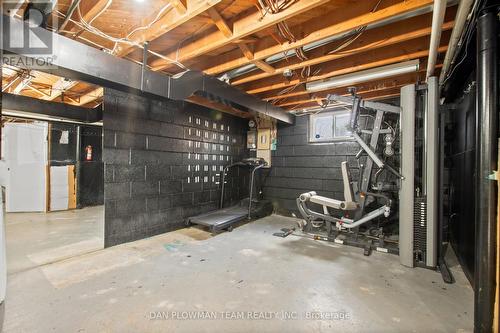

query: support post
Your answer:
[426,76,439,267]
[400,84,416,267]
[474,9,498,333]
[141,42,149,92]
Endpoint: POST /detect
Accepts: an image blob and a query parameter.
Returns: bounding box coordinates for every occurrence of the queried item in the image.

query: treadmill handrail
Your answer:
[220,160,267,209]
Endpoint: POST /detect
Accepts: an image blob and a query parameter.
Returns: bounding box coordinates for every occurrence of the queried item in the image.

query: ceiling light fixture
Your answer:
[306,60,420,92]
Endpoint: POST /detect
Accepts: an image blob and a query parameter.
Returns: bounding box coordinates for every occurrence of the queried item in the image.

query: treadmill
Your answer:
[187,158,272,233]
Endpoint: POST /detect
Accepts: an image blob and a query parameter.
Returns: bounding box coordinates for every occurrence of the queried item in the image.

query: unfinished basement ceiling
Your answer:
[3,0,457,113]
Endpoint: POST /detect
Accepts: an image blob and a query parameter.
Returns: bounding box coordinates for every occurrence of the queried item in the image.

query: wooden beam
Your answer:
[238,43,254,60]
[26,84,51,98]
[41,78,78,101]
[197,0,435,76]
[65,0,110,36]
[243,33,450,96]
[270,64,442,103]
[187,95,252,119]
[286,88,402,111]
[207,7,232,38]
[237,42,276,74]
[252,60,275,74]
[149,0,330,71]
[114,0,222,58]
[2,74,22,92]
[276,72,426,107]
[11,74,33,94]
[171,0,187,14]
[231,9,456,86]
[62,94,79,105]
[75,87,104,106]
[233,37,258,44]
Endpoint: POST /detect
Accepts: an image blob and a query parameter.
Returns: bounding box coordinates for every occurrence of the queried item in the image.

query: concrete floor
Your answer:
[5,214,473,332]
[6,206,104,275]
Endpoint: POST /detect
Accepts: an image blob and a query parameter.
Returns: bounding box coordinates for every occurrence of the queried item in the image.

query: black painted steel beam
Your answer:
[1,15,294,124]
[2,93,102,123]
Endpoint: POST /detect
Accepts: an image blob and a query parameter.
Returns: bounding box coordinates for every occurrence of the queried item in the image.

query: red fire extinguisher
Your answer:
[85,145,93,161]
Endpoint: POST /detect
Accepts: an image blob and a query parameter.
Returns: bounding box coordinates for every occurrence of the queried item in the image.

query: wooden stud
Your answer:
[76,87,104,106]
[171,0,188,14]
[207,7,232,38]
[41,78,78,101]
[238,43,254,60]
[46,123,52,212]
[68,165,77,210]
[252,60,275,74]
[26,84,51,98]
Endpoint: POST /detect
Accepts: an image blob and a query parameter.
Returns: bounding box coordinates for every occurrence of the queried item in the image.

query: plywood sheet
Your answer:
[50,166,69,211]
[68,165,77,209]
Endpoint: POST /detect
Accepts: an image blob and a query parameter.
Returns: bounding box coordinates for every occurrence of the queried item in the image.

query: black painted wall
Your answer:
[445,79,477,284]
[263,109,400,219]
[50,123,77,166]
[78,126,104,208]
[48,122,104,208]
[264,115,362,215]
[103,89,249,247]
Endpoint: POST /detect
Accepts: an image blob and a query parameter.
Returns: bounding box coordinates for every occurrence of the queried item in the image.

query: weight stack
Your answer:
[413,196,427,265]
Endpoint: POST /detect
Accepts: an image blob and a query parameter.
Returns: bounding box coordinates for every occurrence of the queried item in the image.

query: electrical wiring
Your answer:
[258,0,296,19]
[442,0,481,85]
[110,3,174,55]
[327,26,366,55]
[326,0,382,56]
[279,0,385,108]
[88,0,113,25]
[54,3,188,70]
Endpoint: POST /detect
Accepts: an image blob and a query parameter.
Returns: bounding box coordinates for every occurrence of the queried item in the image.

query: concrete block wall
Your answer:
[263,115,361,215]
[103,89,249,247]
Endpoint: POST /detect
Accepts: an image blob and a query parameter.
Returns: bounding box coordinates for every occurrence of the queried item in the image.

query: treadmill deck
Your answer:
[188,205,248,231]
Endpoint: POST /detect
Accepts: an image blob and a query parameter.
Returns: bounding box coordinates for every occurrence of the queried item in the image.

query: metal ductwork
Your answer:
[1,15,294,124]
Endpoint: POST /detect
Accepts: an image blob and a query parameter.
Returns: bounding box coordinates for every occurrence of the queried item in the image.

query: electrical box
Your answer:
[247,130,257,150]
[257,128,271,150]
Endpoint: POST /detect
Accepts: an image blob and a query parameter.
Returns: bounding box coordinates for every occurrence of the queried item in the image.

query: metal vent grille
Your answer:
[414,196,427,264]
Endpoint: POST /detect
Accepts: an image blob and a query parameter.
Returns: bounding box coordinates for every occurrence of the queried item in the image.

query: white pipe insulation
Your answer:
[426,0,447,80]
[438,0,475,85]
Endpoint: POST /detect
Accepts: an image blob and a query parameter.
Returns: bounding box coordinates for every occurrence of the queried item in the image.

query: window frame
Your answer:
[308,110,354,143]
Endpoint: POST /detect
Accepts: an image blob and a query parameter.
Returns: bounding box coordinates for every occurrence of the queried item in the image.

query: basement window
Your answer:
[309,111,352,142]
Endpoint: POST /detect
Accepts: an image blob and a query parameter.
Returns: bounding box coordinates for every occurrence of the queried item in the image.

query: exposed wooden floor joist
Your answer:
[2,0,458,114]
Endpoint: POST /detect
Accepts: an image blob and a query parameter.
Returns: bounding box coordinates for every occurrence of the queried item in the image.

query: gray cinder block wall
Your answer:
[103,89,249,247]
[263,115,361,215]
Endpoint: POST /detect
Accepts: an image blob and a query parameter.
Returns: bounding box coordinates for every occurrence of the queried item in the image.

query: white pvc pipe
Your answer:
[426,0,447,80]
[438,0,475,85]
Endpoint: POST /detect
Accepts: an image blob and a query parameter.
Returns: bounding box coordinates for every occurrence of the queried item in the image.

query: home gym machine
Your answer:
[292,79,447,279]
[188,157,273,233]
[295,88,403,255]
